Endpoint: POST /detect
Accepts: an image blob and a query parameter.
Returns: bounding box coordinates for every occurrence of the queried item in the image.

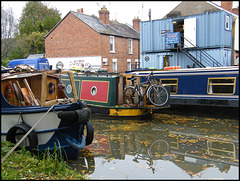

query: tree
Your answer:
[10,1,61,59]
[18,1,61,36]
[1,6,17,61]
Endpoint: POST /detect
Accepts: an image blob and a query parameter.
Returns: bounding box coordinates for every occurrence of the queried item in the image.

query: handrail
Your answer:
[180,34,223,67]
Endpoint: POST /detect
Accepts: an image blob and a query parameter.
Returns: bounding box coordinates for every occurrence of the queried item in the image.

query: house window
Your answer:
[207,77,236,95]
[103,58,108,66]
[160,79,178,94]
[110,36,115,53]
[225,15,230,30]
[135,59,139,69]
[129,39,133,54]
[112,59,117,72]
[127,59,131,71]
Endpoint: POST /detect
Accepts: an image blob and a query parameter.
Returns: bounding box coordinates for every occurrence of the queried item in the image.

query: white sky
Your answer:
[1,1,239,25]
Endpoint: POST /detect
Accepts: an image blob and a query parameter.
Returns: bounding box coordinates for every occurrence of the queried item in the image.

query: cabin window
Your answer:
[110,36,115,53]
[129,39,133,54]
[160,79,178,94]
[127,59,131,71]
[112,59,117,73]
[225,15,230,30]
[207,78,236,95]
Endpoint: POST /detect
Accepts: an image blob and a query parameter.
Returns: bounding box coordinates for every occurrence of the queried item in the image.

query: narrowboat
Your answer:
[125,66,239,108]
[1,63,94,160]
[61,72,170,117]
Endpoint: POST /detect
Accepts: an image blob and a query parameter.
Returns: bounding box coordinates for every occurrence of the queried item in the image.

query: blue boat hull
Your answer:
[126,67,239,108]
[1,92,93,160]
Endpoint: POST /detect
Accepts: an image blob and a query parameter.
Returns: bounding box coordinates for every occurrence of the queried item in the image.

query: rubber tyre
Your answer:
[6,123,38,151]
[123,86,140,107]
[85,121,94,145]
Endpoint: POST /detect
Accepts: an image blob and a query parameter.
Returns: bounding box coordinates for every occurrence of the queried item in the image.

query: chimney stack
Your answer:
[133,17,140,31]
[99,5,110,24]
[77,8,84,13]
[221,1,233,12]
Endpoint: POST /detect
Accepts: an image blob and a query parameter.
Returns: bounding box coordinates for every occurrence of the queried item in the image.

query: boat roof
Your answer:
[127,66,239,76]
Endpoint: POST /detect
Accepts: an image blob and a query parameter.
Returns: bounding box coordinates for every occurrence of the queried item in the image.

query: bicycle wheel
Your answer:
[123,86,140,107]
[147,85,168,106]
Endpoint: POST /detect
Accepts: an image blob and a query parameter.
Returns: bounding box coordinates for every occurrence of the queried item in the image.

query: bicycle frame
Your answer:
[133,74,154,99]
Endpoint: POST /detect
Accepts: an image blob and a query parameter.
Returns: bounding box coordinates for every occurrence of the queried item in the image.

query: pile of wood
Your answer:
[8,78,40,106]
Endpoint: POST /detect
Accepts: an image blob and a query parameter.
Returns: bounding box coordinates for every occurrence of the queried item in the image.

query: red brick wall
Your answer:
[45,13,140,73]
[101,35,140,73]
[221,1,233,12]
[45,13,101,57]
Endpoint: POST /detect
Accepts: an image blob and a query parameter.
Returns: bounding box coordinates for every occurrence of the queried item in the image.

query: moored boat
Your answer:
[125,66,239,108]
[1,63,94,160]
[61,72,170,117]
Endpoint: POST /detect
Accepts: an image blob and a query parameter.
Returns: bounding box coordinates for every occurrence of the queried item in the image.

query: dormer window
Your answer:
[110,36,115,53]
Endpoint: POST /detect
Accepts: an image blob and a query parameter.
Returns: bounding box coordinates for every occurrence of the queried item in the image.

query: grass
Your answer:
[1,141,87,180]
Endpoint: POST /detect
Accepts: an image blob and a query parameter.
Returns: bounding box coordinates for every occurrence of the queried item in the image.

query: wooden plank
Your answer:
[12,83,22,104]
[118,75,123,105]
[23,78,39,106]
[41,72,47,106]
[20,88,32,106]
[8,80,19,105]
[69,71,78,102]
[15,81,25,106]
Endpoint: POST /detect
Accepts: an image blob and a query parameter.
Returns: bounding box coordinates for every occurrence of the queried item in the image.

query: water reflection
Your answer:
[68,113,239,179]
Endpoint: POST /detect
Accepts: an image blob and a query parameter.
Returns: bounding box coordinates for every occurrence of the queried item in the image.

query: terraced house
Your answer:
[44,6,140,73]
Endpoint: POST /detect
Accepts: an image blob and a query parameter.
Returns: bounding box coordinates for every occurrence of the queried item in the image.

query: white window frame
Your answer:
[110,36,115,53]
[225,15,230,30]
[127,59,131,71]
[129,39,133,54]
[135,59,140,69]
[103,58,108,65]
[112,59,117,72]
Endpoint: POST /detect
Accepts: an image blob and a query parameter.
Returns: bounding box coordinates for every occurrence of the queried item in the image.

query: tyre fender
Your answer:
[6,123,38,151]
[82,121,94,146]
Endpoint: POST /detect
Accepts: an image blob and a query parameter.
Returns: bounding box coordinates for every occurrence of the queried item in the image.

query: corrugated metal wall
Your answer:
[140,19,173,53]
[140,10,233,53]
[141,48,232,69]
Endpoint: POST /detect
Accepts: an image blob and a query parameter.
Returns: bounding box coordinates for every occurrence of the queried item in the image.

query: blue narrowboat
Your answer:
[126,66,239,108]
[1,64,94,160]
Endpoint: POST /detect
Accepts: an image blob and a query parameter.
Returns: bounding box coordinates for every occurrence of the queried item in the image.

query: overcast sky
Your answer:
[1,1,239,25]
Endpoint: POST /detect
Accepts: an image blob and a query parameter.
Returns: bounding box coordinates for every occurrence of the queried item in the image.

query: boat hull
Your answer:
[127,67,239,108]
[1,100,92,160]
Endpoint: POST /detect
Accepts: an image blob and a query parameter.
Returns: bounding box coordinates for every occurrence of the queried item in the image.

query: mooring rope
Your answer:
[1,104,55,163]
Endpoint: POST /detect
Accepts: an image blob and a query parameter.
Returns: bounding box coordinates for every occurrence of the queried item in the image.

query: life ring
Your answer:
[6,123,38,151]
[164,66,181,70]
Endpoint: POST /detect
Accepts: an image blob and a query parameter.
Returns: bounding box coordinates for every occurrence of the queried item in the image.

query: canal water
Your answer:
[68,107,239,180]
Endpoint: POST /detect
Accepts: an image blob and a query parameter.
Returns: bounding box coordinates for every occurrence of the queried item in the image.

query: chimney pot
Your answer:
[133,17,140,31]
[77,8,83,13]
[99,5,110,24]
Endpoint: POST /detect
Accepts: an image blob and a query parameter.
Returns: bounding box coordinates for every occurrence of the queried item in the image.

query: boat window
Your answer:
[160,79,178,94]
[207,140,235,159]
[207,78,236,95]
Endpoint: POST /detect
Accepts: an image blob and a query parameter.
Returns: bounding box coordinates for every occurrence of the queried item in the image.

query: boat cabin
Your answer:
[1,67,78,107]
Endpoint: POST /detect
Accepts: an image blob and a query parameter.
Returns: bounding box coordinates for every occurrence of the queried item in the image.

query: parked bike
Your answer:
[123,72,169,107]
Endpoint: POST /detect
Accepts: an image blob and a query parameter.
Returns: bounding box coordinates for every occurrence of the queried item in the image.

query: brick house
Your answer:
[44,6,140,73]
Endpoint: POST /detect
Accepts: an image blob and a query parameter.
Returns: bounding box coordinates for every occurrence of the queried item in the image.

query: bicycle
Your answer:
[123,72,169,107]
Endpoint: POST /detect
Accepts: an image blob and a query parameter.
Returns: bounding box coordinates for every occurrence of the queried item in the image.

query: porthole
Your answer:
[66,84,72,94]
[91,86,97,96]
